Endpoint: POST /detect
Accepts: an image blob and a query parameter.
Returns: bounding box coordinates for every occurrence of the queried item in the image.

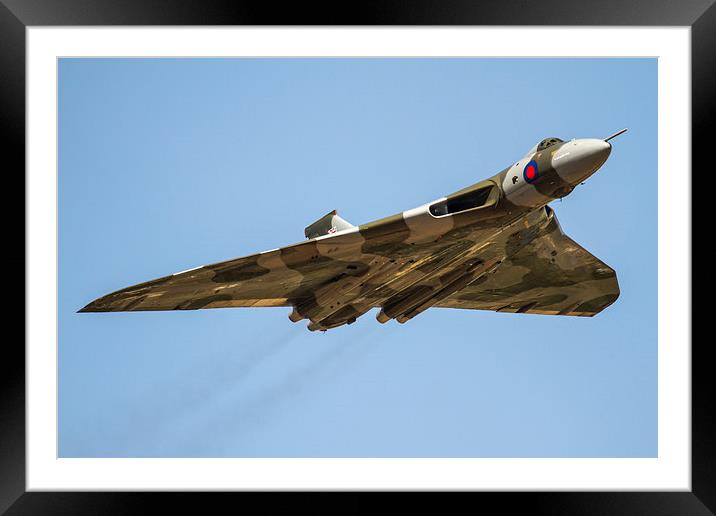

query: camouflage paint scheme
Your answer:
[80,134,622,331]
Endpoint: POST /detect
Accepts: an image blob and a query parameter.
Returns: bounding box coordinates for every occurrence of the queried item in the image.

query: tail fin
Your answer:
[304,210,355,239]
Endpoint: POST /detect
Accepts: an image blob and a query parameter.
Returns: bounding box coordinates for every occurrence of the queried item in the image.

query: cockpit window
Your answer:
[536,137,564,151]
[429,184,496,217]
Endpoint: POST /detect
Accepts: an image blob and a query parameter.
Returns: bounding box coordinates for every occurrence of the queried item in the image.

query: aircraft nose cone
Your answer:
[553,139,611,185]
[584,139,612,167]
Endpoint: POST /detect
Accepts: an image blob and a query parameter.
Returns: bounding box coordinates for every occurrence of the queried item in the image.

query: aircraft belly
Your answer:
[301,221,516,330]
[369,208,552,324]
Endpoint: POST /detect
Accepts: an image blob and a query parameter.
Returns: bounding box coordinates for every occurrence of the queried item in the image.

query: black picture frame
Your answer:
[3,1,709,513]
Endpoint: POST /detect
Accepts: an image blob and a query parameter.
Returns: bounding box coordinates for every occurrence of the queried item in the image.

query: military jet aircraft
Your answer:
[80,130,626,331]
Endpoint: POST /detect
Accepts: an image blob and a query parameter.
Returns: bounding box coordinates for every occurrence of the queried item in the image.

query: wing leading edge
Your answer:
[79,231,372,313]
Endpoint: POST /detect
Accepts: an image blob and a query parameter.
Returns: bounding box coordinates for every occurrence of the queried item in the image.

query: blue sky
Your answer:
[58,58,657,457]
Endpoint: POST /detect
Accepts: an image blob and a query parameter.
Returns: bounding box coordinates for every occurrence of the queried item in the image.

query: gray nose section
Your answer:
[553,139,612,185]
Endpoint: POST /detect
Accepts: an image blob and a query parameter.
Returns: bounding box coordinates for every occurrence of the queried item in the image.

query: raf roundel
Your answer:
[523,160,539,184]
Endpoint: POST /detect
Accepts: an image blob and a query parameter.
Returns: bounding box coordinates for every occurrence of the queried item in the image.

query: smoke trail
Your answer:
[190,327,382,456]
[248,329,381,413]
[130,324,303,453]
[182,325,301,406]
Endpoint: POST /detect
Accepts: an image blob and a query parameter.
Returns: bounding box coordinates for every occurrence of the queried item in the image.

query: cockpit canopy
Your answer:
[526,137,564,156]
[537,137,564,150]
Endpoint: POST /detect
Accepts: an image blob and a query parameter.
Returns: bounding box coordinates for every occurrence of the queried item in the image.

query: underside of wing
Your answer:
[79,231,373,313]
[435,208,620,317]
[81,204,619,326]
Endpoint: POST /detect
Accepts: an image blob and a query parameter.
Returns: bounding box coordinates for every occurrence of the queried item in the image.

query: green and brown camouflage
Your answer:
[80,133,624,331]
